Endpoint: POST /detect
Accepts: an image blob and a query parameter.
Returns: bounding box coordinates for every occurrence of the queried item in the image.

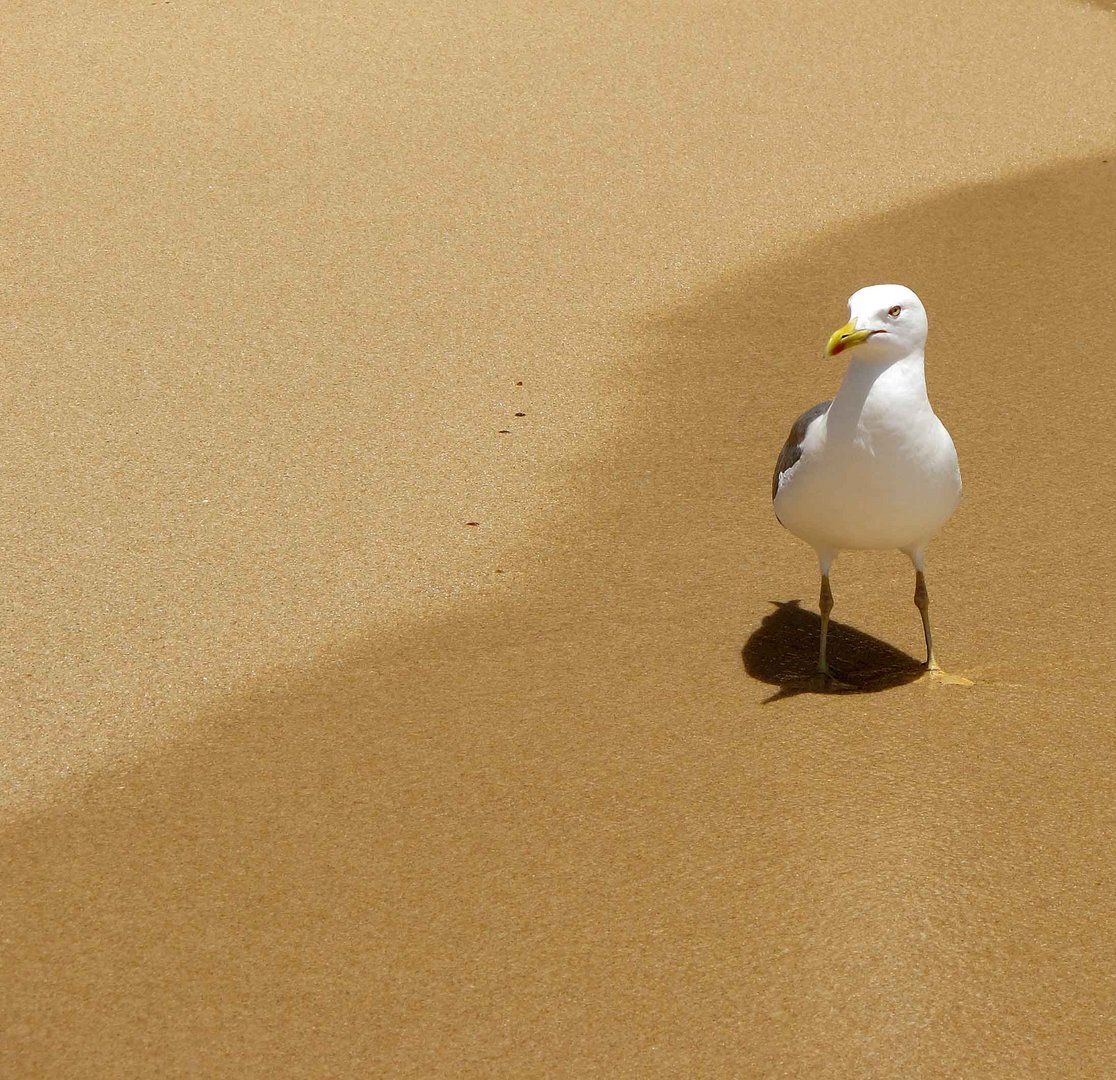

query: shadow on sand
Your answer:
[5,155,1116,1075]
[743,599,925,701]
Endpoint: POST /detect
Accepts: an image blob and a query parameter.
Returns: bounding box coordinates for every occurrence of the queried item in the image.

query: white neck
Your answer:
[827,350,930,441]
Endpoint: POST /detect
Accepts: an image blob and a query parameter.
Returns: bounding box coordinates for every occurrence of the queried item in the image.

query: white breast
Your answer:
[775,412,961,552]
[773,354,961,555]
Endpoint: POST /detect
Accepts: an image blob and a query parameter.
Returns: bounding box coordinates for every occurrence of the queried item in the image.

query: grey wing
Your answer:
[772,399,831,501]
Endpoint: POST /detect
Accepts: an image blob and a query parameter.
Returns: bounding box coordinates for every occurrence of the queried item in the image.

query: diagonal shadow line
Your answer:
[5,154,1116,1075]
[743,599,925,701]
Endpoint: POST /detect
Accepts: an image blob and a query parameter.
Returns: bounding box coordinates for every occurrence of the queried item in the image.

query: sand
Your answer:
[4,2,1116,1076]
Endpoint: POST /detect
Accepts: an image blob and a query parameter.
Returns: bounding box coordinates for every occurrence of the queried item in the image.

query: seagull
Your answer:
[772,284,962,684]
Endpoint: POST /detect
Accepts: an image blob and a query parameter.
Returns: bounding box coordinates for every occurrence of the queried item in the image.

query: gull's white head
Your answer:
[825,284,928,362]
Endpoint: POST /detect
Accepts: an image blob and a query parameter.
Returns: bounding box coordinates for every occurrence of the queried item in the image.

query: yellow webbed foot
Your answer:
[921,663,974,687]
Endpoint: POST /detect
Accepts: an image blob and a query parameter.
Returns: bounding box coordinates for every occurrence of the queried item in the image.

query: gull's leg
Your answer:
[914,570,939,672]
[903,546,970,683]
[814,571,852,689]
[903,546,938,670]
[818,573,835,676]
[813,548,845,684]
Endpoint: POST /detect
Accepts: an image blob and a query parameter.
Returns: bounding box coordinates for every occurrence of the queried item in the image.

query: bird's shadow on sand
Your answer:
[743,600,925,702]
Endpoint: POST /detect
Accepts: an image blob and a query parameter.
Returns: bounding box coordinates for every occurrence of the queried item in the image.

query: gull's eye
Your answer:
[888,305,902,318]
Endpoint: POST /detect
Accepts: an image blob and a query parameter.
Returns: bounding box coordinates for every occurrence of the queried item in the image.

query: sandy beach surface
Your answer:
[5,2,1116,1076]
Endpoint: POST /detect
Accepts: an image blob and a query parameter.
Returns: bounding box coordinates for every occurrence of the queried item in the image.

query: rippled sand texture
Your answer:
[5,3,1116,1077]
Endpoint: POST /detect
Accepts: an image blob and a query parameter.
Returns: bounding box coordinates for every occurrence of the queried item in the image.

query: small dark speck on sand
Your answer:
[495,569,504,574]
[466,521,479,527]
[498,429,510,434]
[514,412,526,417]
[515,381,523,385]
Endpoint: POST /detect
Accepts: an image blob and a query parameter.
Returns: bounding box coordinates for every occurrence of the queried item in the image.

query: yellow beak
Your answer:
[826,320,874,357]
